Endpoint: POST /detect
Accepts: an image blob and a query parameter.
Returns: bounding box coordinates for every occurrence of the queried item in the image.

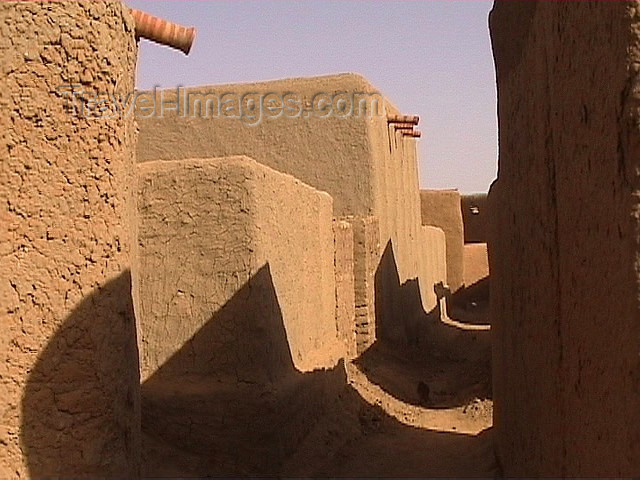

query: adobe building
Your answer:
[136,75,448,352]
[489,0,640,475]
[420,190,489,313]
[2,0,497,476]
[1,1,140,477]
[460,194,490,306]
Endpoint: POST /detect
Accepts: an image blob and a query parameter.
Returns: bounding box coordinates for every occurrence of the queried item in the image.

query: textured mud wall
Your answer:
[490,0,640,475]
[350,216,380,353]
[137,156,341,380]
[0,1,140,477]
[137,157,344,476]
[461,194,488,244]
[334,220,356,359]
[463,244,488,289]
[417,226,448,312]
[136,74,376,218]
[419,190,464,292]
[137,74,446,350]
[376,225,447,348]
[367,104,445,333]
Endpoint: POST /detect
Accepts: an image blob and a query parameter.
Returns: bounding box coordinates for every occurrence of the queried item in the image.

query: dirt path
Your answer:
[281,343,496,477]
[143,320,496,477]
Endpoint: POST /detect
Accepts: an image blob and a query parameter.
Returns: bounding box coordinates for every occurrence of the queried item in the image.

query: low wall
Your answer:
[418,226,448,313]
[350,216,380,353]
[136,156,345,476]
[451,243,490,308]
[463,244,488,288]
[1,2,140,478]
[136,156,341,381]
[419,190,464,292]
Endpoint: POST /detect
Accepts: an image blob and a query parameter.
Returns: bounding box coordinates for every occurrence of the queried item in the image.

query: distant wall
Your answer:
[137,156,341,381]
[416,225,447,336]
[461,194,488,244]
[490,0,640,475]
[136,75,377,218]
[1,1,140,477]
[419,190,464,292]
[463,244,488,289]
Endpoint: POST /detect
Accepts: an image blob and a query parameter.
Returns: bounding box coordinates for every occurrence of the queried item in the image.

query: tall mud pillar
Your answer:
[1,1,140,477]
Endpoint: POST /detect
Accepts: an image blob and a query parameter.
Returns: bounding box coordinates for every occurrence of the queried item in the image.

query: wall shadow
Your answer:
[141,263,348,476]
[139,262,495,477]
[355,241,492,409]
[21,270,141,478]
[374,241,436,350]
[18,260,495,477]
[450,277,490,326]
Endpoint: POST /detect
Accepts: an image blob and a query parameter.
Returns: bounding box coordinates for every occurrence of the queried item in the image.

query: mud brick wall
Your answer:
[137,74,447,350]
[460,194,488,244]
[417,226,447,312]
[334,220,356,359]
[136,156,341,381]
[419,190,464,292]
[463,244,488,289]
[489,0,640,475]
[349,216,380,353]
[137,158,345,476]
[0,1,140,477]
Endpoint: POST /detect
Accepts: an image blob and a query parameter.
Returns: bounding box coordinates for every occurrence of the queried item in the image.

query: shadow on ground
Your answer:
[21,263,496,477]
[141,262,496,476]
[450,276,491,325]
[354,240,492,410]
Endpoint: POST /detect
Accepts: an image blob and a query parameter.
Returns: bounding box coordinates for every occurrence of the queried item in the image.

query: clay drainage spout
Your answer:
[130,8,196,55]
[387,114,419,125]
[402,130,422,138]
[388,115,421,138]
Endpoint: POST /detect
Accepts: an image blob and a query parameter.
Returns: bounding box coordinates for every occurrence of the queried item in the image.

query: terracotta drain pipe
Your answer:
[393,123,416,131]
[402,130,422,138]
[130,8,196,55]
[388,115,421,138]
[387,114,419,125]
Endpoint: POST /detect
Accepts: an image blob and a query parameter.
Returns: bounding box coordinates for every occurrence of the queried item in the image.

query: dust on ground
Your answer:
[143,315,497,477]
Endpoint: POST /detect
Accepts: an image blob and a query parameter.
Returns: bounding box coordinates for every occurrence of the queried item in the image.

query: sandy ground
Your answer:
[281,340,496,477]
[142,313,497,478]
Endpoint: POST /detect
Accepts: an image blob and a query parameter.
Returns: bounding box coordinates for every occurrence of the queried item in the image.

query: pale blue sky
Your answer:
[129,0,497,193]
